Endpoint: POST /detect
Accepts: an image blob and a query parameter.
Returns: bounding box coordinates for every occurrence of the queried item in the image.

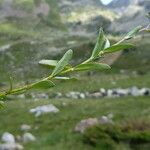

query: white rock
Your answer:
[114,88,129,97]
[99,116,109,124]
[1,132,15,143]
[0,143,23,150]
[107,89,114,97]
[139,88,150,96]
[100,88,106,96]
[29,104,59,117]
[129,86,141,96]
[79,93,85,99]
[99,115,113,124]
[66,92,79,99]
[90,92,102,98]
[0,44,11,52]
[20,124,31,132]
[75,118,98,133]
[22,133,36,143]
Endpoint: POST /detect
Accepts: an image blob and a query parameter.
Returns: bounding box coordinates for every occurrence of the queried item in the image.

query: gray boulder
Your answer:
[1,132,15,143]
[75,118,98,133]
[0,143,23,150]
[29,104,59,117]
[20,124,31,132]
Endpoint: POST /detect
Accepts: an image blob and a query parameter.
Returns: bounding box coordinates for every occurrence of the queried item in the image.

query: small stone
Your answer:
[129,86,140,96]
[75,118,98,133]
[22,133,36,143]
[99,116,113,124]
[20,124,31,132]
[79,93,85,99]
[66,92,79,99]
[139,88,150,96]
[100,88,106,96]
[0,143,23,150]
[107,89,114,97]
[90,92,102,99]
[29,104,59,117]
[1,132,15,143]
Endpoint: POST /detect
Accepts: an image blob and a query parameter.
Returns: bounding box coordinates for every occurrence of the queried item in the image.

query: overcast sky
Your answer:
[101,0,113,5]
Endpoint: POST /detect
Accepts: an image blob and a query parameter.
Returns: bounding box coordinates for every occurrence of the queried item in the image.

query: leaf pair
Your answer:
[91,26,141,56]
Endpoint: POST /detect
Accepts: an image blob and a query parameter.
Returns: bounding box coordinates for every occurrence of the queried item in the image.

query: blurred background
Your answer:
[0,0,150,150]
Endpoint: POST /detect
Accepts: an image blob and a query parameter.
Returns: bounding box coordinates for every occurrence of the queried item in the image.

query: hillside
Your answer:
[108,0,150,33]
[0,0,117,83]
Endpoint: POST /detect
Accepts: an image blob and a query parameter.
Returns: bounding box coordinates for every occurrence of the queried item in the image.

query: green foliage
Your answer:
[31,80,55,90]
[0,101,4,108]
[90,28,110,59]
[124,26,142,40]
[103,44,135,54]
[83,120,150,149]
[75,63,111,72]
[51,49,73,77]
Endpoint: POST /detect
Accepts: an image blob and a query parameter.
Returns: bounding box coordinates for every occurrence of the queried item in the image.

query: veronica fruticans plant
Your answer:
[0,25,147,107]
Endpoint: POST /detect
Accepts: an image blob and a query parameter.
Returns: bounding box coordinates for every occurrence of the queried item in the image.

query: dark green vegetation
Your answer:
[84,120,150,150]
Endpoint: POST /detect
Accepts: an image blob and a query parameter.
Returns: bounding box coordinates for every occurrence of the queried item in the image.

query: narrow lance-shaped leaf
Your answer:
[75,63,111,72]
[104,38,110,49]
[103,44,135,54]
[91,28,110,59]
[51,49,73,77]
[146,29,150,32]
[0,101,4,108]
[31,80,55,89]
[124,26,142,40]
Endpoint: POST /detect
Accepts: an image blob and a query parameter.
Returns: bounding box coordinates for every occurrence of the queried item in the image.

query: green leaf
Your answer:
[104,38,110,49]
[125,26,142,40]
[146,29,150,32]
[39,60,58,68]
[31,80,55,89]
[103,44,135,54]
[0,101,4,108]
[91,28,110,59]
[51,49,73,76]
[75,63,111,71]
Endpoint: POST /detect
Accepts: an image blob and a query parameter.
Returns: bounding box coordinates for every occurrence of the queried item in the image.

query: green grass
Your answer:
[0,96,150,149]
